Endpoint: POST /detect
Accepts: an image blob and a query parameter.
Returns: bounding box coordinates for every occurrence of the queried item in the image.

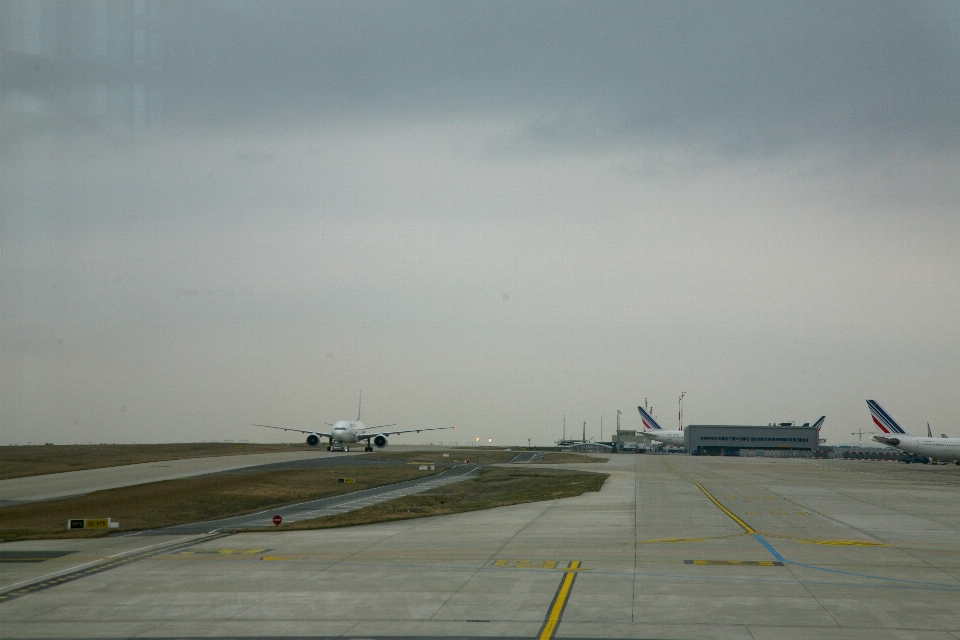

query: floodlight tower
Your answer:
[679,391,687,431]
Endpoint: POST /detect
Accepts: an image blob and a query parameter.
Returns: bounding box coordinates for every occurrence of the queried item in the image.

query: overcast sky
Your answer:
[2,1,960,446]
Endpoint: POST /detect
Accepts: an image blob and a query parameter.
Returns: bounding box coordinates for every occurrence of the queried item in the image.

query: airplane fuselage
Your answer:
[874,435,960,461]
[331,420,365,444]
[646,430,685,447]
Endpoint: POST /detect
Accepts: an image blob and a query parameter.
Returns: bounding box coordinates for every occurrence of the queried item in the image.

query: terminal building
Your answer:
[685,423,820,455]
[610,430,646,451]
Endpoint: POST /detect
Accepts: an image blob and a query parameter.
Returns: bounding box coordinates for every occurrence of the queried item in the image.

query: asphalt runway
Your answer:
[3,454,960,639]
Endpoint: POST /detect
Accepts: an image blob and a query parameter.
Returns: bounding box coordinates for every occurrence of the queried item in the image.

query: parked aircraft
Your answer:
[637,405,685,447]
[867,400,960,463]
[253,397,455,451]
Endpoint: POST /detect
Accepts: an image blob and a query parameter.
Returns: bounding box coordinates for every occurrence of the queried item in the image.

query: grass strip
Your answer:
[275,467,608,530]
[0,443,311,480]
[0,465,439,541]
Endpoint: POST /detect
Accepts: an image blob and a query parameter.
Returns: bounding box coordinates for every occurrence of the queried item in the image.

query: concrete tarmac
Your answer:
[3,454,960,639]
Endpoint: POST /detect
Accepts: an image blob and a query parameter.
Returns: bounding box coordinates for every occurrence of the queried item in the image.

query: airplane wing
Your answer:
[355,425,457,440]
[251,424,333,438]
[357,423,397,431]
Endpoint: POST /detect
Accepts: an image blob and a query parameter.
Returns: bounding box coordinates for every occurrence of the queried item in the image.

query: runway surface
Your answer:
[0,451,354,505]
[3,454,960,639]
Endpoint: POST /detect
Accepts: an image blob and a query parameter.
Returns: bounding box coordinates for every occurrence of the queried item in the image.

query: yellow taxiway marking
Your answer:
[640,534,751,544]
[179,548,266,555]
[659,458,756,534]
[685,560,783,566]
[781,538,889,547]
[493,560,559,569]
[537,560,580,640]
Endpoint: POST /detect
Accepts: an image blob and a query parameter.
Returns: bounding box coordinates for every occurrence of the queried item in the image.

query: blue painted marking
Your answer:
[753,533,960,590]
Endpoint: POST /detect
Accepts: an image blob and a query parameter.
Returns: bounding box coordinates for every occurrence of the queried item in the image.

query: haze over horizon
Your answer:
[3,1,959,447]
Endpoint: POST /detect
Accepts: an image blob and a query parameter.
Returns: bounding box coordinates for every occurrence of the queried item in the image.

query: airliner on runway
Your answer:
[637,406,685,447]
[867,399,960,463]
[253,397,455,452]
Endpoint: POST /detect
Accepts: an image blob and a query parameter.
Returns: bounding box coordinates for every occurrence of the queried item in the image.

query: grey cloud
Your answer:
[4,2,958,154]
[149,2,960,152]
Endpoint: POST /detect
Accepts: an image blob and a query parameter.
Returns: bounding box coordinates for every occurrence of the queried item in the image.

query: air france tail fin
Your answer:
[812,416,825,431]
[866,400,913,436]
[637,405,664,431]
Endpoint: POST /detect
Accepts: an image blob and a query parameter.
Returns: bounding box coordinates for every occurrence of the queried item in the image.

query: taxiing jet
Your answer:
[867,400,960,463]
[253,397,456,452]
[637,405,685,447]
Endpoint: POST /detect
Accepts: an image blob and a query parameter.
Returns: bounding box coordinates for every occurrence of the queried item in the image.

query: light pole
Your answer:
[679,392,687,431]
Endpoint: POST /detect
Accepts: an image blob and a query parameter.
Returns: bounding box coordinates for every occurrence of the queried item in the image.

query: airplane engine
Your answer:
[306,434,320,447]
[373,435,388,448]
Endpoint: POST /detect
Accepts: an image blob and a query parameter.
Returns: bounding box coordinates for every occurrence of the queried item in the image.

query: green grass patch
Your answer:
[278,467,608,530]
[0,465,438,541]
[0,443,311,480]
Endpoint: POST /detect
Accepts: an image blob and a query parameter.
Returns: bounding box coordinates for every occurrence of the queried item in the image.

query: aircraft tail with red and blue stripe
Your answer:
[637,405,665,431]
[867,400,914,436]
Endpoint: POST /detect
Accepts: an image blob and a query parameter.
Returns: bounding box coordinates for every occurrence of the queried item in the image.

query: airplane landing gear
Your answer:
[364,445,373,452]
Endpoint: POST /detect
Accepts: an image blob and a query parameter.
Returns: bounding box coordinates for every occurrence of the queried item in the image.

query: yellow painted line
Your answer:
[779,537,889,547]
[640,534,751,544]
[659,458,756,534]
[685,560,783,566]
[538,561,580,640]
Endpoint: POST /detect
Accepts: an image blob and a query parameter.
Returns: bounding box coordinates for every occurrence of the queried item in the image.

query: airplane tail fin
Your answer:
[637,405,664,431]
[927,422,933,438]
[812,416,825,431]
[866,400,913,436]
[357,391,362,421]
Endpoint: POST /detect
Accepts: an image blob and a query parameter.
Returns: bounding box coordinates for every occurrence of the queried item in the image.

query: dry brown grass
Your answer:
[0,465,438,541]
[0,443,310,481]
[279,467,608,530]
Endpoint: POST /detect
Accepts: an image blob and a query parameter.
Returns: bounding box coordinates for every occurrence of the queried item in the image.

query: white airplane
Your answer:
[253,397,456,452]
[637,405,685,447]
[867,399,960,463]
